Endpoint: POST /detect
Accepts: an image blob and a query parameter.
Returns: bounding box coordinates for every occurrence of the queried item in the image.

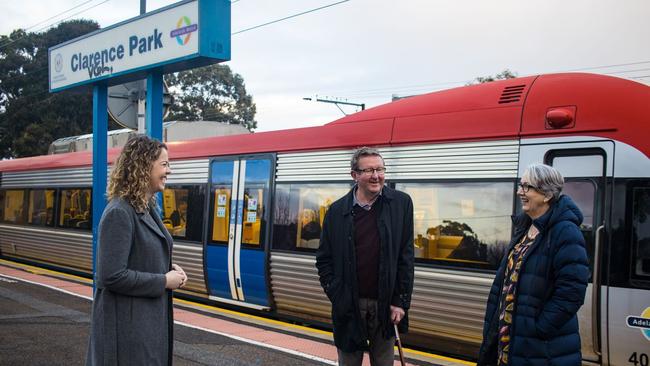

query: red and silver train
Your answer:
[1,73,649,364]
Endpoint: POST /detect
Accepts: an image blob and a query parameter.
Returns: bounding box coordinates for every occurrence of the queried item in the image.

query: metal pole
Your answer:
[146,70,164,210]
[146,71,163,141]
[140,0,146,14]
[92,83,108,293]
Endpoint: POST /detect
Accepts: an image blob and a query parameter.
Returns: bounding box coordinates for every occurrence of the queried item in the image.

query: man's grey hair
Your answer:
[350,147,384,171]
[523,163,564,202]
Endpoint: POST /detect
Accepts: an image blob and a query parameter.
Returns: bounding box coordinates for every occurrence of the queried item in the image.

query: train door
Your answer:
[606,179,650,366]
[205,155,274,310]
[520,140,614,364]
[546,148,609,364]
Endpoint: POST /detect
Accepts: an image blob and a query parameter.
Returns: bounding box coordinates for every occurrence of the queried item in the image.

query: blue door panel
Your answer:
[206,245,230,299]
[240,248,269,306]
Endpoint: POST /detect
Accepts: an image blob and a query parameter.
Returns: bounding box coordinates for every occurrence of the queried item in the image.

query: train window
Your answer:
[552,155,603,177]
[272,183,351,251]
[58,188,92,230]
[1,189,26,224]
[631,187,650,280]
[162,185,205,241]
[396,182,513,268]
[241,159,271,247]
[27,189,55,227]
[562,180,597,230]
[210,160,234,243]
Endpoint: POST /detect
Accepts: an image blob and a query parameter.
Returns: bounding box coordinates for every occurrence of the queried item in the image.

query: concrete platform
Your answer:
[0,260,474,366]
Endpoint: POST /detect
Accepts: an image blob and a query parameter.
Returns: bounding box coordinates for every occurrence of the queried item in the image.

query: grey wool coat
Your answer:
[86,197,174,366]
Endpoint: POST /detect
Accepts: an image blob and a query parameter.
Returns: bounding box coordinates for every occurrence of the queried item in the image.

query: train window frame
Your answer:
[57,187,92,231]
[26,188,56,227]
[270,182,352,253]
[629,183,650,288]
[0,189,27,224]
[161,184,206,242]
[394,179,515,271]
[0,190,5,222]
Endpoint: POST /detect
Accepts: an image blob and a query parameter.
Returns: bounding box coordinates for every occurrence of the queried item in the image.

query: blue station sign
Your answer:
[48,0,230,92]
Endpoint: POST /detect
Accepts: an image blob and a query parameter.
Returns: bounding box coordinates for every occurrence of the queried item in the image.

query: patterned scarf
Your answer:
[497,230,536,365]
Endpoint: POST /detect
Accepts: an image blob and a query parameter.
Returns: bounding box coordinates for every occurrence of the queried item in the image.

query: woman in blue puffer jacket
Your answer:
[477,164,590,366]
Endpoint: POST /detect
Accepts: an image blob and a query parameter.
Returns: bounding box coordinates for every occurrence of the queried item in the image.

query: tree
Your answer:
[467,69,517,85]
[0,20,101,158]
[165,64,257,131]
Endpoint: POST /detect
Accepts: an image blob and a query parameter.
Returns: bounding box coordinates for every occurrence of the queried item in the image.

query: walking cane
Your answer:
[394,323,406,366]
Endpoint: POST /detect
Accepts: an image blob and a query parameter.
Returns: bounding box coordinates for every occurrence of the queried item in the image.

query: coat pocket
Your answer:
[331,283,353,321]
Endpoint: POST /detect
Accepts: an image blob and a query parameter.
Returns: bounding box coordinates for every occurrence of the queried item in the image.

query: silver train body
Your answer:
[2,136,650,364]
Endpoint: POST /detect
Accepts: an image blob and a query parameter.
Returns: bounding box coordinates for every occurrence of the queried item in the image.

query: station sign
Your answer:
[48,0,230,92]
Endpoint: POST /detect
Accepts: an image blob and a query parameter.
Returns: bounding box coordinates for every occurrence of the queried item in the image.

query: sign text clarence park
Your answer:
[49,0,230,92]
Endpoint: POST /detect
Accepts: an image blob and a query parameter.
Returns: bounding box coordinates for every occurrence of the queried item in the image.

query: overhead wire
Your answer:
[232,0,350,35]
[18,0,96,33]
[321,60,650,100]
[0,0,112,51]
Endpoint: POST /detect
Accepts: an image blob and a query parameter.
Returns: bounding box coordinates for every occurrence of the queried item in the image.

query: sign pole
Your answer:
[91,83,108,291]
[146,70,163,141]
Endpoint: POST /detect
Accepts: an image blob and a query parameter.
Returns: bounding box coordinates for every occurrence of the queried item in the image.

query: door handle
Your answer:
[592,224,604,356]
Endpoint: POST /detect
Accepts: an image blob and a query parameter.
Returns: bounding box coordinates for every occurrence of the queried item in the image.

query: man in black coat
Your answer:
[316,147,414,366]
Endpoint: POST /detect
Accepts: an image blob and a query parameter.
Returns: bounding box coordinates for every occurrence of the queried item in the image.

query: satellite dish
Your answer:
[108,80,173,130]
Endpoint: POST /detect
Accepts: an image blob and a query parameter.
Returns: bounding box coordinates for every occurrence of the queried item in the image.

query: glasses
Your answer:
[355,167,387,175]
[517,182,539,193]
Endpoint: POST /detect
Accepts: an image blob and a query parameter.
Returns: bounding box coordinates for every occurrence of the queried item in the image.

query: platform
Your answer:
[0,259,474,366]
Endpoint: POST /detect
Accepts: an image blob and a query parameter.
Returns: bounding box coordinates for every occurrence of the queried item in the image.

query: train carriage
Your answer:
[1,72,649,365]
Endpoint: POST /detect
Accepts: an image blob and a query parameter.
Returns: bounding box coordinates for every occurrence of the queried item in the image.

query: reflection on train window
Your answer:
[272,184,351,251]
[632,187,650,279]
[396,182,513,268]
[59,188,91,229]
[163,188,188,237]
[212,187,231,242]
[1,190,26,224]
[241,159,271,247]
[563,180,596,230]
[28,189,55,227]
[211,160,234,243]
[162,186,205,242]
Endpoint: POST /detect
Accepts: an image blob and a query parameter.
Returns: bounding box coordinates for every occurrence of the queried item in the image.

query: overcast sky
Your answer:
[2,0,649,132]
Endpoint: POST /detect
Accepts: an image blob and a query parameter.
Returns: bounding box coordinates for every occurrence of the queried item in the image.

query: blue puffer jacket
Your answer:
[477,195,590,366]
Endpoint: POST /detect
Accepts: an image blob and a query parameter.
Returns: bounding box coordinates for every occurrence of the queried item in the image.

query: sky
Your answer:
[2,0,650,132]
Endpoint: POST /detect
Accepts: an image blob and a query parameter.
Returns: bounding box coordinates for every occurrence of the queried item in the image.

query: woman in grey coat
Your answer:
[86,135,187,366]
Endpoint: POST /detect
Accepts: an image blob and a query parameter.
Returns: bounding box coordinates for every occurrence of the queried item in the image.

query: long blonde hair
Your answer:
[107,135,167,212]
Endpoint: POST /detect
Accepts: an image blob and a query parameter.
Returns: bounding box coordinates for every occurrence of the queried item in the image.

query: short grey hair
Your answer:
[523,163,564,202]
[350,147,383,171]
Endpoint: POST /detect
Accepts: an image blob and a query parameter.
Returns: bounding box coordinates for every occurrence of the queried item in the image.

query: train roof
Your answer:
[1,72,649,173]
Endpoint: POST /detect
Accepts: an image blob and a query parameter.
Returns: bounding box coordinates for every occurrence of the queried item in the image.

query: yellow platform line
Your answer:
[0,258,92,284]
[173,297,475,365]
[1,258,475,366]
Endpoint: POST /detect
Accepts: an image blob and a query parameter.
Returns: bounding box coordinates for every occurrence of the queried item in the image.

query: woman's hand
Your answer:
[165,265,187,290]
[165,270,183,289]
[171,263,188,288]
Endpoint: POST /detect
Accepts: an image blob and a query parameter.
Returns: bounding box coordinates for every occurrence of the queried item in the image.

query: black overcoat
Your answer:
[86,197,174,366]
[316,185,414,352]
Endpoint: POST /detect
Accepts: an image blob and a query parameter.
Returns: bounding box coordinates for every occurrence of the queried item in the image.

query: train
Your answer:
[1,72,649,365]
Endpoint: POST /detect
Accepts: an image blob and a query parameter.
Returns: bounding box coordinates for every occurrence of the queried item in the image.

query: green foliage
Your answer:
[468,69,517,85]
[165,64,257,131]
[0,20,100,158]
